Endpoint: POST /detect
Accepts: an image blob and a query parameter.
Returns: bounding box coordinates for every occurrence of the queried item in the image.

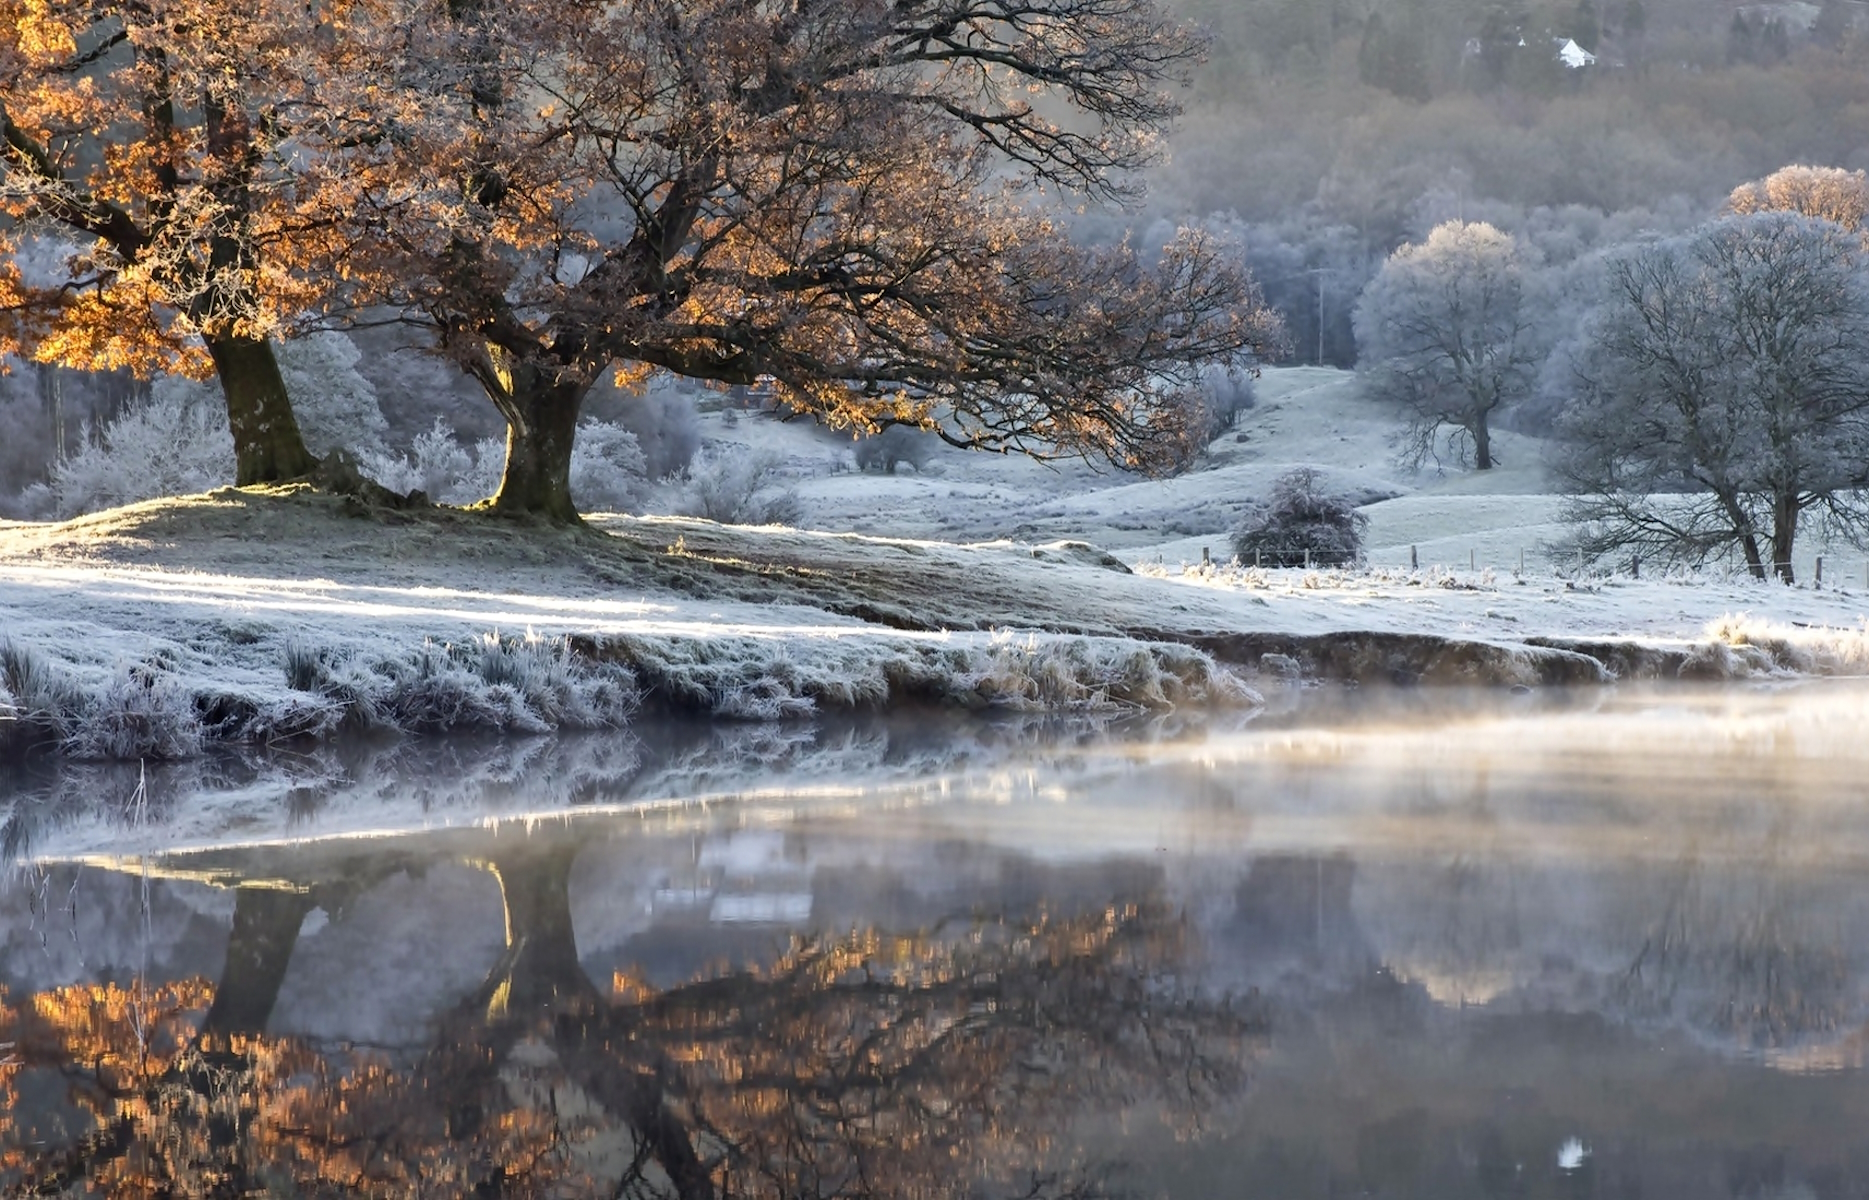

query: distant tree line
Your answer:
[1346,164,1869,584]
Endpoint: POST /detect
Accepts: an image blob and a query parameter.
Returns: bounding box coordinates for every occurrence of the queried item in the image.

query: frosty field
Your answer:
[2,367,1866,763]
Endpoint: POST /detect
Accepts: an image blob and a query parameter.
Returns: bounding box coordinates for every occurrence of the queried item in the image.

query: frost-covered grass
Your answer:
[0,523,1258,763]
[7,479,1869,771]
[0,631,640,759]
[1695,615,1869,678]
[1,639,204,760]
[607,628,1255,719]
[1131,556,1869,651]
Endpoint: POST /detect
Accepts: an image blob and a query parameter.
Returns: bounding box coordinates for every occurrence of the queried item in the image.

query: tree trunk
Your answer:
[205,333,316,485]
[489,371,589,522]
[1714,489,1769,581]
[1737,533,1768,581]
[1472,414,1493,470]
[202,885,315,1037]
[1771,489,1799,584]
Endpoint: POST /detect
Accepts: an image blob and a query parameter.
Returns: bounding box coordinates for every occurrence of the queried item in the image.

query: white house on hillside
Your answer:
[1555,37,1597,67]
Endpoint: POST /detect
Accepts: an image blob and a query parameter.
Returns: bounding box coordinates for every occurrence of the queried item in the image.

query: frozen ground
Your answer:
[722,365,1864,582]
[2,366,1868,762]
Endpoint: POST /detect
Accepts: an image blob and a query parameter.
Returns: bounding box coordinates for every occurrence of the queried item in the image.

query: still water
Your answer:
[5,682,1869,1197]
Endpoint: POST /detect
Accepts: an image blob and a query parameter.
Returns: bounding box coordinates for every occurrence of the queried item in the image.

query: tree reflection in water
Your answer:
[0,842,1261,1198]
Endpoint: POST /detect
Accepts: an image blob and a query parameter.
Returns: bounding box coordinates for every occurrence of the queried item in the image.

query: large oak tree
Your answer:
[338,0,1283,521]
[1558,212,1869,582]
[0,0,350,483]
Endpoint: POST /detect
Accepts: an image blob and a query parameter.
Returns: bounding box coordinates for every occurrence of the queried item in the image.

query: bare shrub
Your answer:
[1230,467,1368,567]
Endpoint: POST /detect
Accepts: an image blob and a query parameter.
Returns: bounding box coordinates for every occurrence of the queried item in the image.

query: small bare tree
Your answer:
[1353,221,1539,471]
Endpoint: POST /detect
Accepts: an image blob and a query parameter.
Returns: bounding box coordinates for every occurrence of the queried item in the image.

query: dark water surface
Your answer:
[5,682,1869,1197]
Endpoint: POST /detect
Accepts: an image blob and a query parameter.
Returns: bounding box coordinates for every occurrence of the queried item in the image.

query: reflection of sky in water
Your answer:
[7,681,1869,1194]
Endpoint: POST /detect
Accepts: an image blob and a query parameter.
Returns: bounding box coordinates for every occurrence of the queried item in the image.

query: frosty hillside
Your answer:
[6,360,1869,764]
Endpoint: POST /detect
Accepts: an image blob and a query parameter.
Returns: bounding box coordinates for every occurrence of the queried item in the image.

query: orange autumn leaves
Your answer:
[0,0,378,377]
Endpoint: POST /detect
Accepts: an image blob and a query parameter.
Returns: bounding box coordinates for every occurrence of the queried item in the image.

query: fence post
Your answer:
[1469,548,1476,571]
[1410,545,1418,570]
[1202,546,1211,566]
[1632,554,1640,579]
[1816,555,1823,587]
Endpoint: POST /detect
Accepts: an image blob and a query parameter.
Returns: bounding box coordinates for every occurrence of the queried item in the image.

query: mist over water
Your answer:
[6,681,1869,1196]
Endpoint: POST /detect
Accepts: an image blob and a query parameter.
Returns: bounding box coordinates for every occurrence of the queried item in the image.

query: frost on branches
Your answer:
[1353,221,1541,472]
[0,0,366,483]
[1557,212,1869,582]
[330,0,1285,520]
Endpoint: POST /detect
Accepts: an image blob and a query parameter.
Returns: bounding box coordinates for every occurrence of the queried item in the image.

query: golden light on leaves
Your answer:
[2,0,379,391]
[16,0,76,60]
[1729,165,1869,233]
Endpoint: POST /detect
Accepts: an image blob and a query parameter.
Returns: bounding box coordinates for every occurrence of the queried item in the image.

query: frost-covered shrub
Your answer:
[360,417,647,510]
[46,381,236,516]
[1202,367,1256,433]
[357,419,497,502]
[570,419,650,512]
[853,425,938,474]
[276,331,390,456]
[0,361,140,508]
[585,378,701,479]
[1230,467,1367,567]
[679,444,802,525]
[345,322,504,447]
[41,332,396,517]
[134,332,389,459]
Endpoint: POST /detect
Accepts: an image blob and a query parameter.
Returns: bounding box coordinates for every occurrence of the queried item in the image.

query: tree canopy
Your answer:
[329,0,1284,519]
[0,0,367,482]
[1727,164,1869,232]
[1557,212,1869,580]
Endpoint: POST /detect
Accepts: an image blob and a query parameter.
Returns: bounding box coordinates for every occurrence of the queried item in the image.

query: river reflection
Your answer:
[6,682,1869,1196]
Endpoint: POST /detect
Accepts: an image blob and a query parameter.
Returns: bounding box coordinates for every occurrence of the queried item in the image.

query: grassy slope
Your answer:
[4,364,1868,767]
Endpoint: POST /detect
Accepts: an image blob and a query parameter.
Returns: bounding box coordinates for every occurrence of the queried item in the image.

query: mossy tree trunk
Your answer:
[204,333,316,486]
[476,354,593,523]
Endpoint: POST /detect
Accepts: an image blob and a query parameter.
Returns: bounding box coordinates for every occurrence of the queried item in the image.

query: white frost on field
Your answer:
[0,551,1255,761]
[4,366,1869,765]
